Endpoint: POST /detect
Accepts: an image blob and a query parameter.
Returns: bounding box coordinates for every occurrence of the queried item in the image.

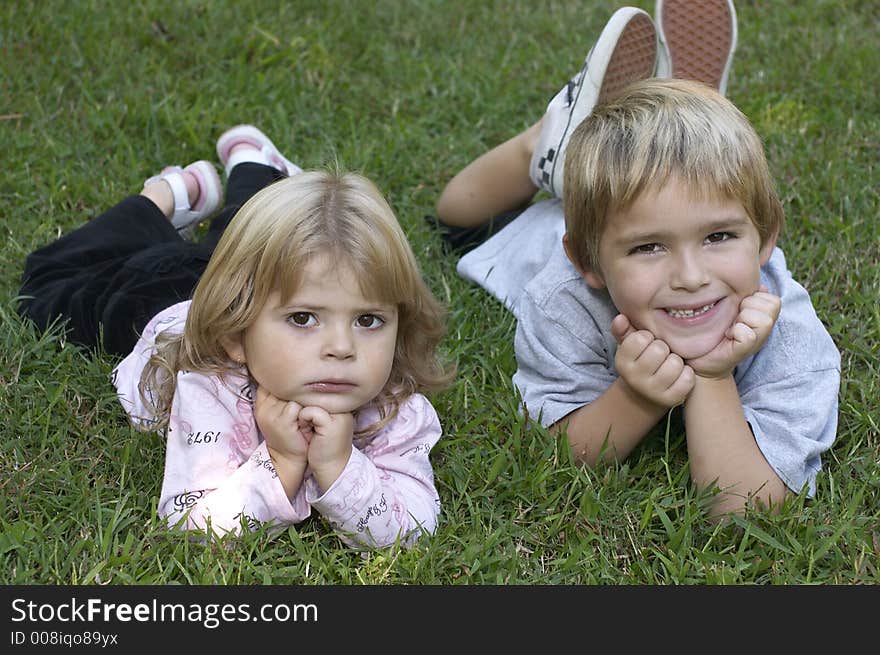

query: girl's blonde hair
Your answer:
[563,77,785,274]
[139,170,453,434]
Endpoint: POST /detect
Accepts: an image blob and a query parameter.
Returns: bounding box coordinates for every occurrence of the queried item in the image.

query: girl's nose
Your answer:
[321,324,355,359]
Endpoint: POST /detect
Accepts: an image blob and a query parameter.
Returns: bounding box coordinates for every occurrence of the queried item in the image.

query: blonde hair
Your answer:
[139,170,453,434]
[563,77,784,273]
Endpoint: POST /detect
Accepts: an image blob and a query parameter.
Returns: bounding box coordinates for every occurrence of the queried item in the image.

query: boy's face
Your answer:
[577,176,776,360]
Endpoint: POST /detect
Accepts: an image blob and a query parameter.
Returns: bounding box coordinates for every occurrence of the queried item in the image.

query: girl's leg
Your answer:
[435,120,542,228]
[19,165,219,355]
[200,162,285,248]
[19,194,182,353]
[200,125,299,249]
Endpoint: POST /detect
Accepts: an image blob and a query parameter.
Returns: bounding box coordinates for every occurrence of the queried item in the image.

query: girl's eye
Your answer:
[289,312,316,327]
[355,314,384,329]
[706,231,733,244]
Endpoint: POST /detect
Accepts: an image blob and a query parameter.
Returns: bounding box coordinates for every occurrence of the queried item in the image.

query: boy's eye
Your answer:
[288,312,317,327]
[355,314,384,329]
[630,243,662,255]
[706,231,733,244]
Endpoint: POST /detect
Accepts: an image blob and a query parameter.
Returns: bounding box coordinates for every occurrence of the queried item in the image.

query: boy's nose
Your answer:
[670,250,710,290]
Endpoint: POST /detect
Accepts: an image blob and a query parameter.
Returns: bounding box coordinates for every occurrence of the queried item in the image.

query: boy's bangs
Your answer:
[620,113,750,209]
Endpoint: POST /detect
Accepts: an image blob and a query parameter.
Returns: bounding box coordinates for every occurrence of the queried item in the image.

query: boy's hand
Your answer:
[254,386,311,465]
[611,314,695,408]
[300,407,354,489]
[686,288,781,379]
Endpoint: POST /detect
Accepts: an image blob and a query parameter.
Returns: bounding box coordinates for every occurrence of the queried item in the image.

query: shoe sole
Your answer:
[542,9,656,194]
[657,0,737,92]
[593,12,658,106]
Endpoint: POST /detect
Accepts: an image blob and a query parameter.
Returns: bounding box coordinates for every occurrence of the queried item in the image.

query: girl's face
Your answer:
[223,253,398,414]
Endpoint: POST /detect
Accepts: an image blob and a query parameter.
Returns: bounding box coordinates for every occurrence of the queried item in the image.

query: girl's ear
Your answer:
[562,233,606,289]
[220,333,247,365]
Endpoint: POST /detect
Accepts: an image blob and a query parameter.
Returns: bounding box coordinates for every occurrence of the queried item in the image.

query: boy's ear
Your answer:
[759,229,780,266]
[220,333,247,365]
[563,233,606,290]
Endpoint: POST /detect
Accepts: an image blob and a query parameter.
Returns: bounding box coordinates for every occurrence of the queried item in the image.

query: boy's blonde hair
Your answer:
[563,78,784,273]
[140,170,453,434]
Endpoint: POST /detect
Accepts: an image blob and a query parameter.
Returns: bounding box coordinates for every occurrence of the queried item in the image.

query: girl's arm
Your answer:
[306,394,442,550]
[156,373,311,536]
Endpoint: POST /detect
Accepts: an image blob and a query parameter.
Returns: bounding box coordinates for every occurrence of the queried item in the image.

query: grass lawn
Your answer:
[1,0,878,584]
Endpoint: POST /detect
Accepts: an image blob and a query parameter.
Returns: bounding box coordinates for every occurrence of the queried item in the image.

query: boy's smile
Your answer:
[222,253,398,414]
[578,176,776,360]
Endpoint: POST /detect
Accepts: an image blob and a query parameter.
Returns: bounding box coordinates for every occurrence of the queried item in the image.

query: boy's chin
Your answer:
[665,333,725,362]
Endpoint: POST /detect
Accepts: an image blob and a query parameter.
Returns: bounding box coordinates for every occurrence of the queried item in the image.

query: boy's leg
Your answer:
[529,7,657,199]
[435,121,543,228]
[654,0,738,94]
[435,6,658,230]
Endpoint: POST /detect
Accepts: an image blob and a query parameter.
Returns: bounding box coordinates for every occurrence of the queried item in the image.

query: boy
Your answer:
[435,2,840,516]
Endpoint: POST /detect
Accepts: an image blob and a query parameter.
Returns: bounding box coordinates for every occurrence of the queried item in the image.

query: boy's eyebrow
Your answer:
[615,215,752,244]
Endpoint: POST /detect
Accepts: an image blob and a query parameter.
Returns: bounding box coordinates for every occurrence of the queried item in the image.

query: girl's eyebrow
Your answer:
[279,301,396,313]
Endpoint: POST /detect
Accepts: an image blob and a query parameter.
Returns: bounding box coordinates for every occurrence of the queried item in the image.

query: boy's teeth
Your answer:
[666,302,715,319]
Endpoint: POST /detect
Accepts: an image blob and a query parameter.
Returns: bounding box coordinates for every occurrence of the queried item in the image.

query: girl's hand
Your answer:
[686,288,781,379]
[254,386,310,466]
[611,314,695,408]
[299,406,354,491]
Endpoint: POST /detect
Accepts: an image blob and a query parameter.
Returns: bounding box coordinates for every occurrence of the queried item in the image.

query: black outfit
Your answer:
[425,207,526,256]
[18,163,285,357]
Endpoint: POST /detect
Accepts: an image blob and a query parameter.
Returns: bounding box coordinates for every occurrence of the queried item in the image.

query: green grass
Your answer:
[1,0,878,584]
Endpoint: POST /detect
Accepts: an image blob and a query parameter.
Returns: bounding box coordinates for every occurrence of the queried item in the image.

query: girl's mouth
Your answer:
[308,381,356,393]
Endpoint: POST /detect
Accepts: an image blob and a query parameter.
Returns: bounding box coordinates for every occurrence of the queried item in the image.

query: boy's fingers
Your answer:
[742,290,781,316]
[736,307,774,332]
[729,322,757,349]
[610,314,635,343]
[617,329,654,361]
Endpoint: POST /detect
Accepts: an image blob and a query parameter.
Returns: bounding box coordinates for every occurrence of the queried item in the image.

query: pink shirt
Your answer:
[113,301,442,549]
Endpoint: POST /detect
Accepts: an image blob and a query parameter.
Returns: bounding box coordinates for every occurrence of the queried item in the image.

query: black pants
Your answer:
[18,163,286,357]
[425,207,526,256]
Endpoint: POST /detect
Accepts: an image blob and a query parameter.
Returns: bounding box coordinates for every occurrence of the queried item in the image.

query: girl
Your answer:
[20,126,454,549]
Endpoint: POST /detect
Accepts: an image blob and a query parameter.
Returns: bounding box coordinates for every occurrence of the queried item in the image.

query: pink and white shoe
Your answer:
[216,124,303,178]
[143,160,222,240]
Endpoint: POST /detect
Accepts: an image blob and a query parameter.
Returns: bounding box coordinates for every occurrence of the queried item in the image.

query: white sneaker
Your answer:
[529,7,657,198]
[655,0,738,95]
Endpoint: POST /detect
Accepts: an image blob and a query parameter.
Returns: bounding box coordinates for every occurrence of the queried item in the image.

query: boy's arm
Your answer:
[683,376,788,516]
[555,314,694,465]
[553,377,671,464]
[684,289,787,516]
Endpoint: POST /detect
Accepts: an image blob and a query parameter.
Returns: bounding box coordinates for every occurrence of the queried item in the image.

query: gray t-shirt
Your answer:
[457,199,841,495]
